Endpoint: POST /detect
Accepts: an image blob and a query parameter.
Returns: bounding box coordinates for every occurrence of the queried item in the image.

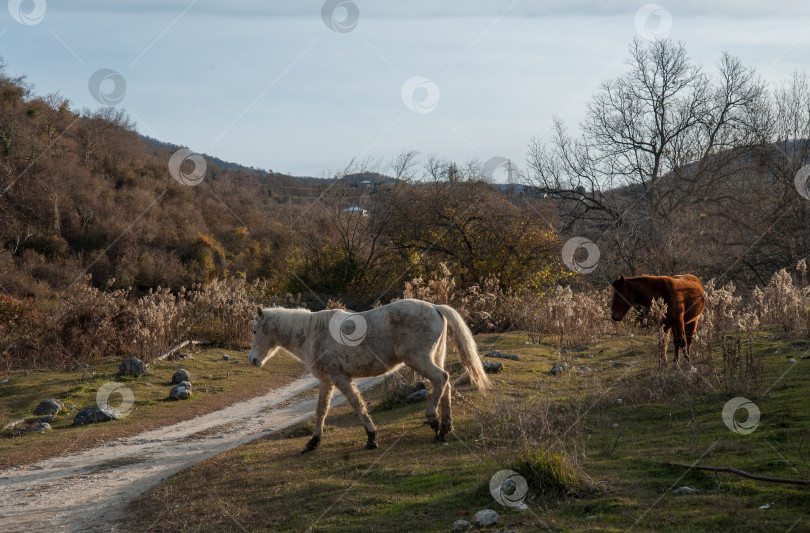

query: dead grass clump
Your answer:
[761,268,803,333]
[403,263,502,332]
[716,311,762,395]
[542,286,608,350]
[650,297,669,370]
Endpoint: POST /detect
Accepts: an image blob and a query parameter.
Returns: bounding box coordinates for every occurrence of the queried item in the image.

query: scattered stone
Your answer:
[612,423,619,429]
[673,486,696,495]
[73,405,120,425]
[222,354,230,361]
[34,398,64,416]
[397,381,426,398]
[485,350,519,361]
[69,404,78,410]
[612,361,629,367]
[579,366,591,372]
[406,389,429,402]
[2,419,52,437]
[482,360,503,373]
[179,352,192,359]
[119,357,148,377]
[549,361,568,375]
[472,509,499,527]
[572,345,588,352]
[246,466,254,472]
[170,381,192,400]
[616,398,623,405]
[759,502,772,510]
[171,369,191,384]
[1,378,8,384]
[81,364,89,368]
[587,515,598,519]
[451,520,471,532]
[515,502,529,511]
[788,358,797,363]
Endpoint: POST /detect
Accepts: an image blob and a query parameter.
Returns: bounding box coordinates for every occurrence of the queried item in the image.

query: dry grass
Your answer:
[0,278,301,371]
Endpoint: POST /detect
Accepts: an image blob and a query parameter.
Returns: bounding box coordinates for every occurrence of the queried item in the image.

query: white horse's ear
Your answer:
[257,306,263,317]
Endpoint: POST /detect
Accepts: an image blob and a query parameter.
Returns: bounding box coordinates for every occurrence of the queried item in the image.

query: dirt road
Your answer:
[0,375,383,532]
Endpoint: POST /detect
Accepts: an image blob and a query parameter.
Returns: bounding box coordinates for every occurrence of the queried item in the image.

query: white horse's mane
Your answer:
[259,306,332,340]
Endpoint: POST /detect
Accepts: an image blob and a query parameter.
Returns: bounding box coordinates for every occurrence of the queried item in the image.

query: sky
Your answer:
[2,0,809,179]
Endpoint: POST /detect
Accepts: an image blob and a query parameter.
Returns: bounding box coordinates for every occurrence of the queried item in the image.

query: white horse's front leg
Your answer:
[333,377,378,450]
[302,380,334,453]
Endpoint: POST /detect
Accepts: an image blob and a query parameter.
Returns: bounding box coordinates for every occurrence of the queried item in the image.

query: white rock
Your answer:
[516,502,529,511]
[673,486,696,495]
[451,519,471,532]
[473,509,499,527]
[789,358,797,363]
[759,502,772,510]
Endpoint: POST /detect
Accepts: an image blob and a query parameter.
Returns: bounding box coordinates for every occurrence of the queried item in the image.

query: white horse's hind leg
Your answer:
[434,328,452,438]
[333,377,378,450]
[302,380,334,453]
[408,357,450,441]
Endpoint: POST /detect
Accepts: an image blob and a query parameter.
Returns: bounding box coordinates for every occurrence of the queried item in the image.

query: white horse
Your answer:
[248,298,490,452]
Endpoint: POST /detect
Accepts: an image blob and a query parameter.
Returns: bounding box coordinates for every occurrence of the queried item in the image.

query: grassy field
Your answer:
[0,347,305,469]
[115,331,809,532]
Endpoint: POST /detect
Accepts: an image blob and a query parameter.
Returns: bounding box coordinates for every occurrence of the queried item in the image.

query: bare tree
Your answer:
[526,39,770,277]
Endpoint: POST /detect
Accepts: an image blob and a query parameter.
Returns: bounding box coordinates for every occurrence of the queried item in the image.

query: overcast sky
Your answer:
[2,1,809,178]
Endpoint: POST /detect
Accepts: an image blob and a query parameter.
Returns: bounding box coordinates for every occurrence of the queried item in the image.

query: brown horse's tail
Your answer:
[434,304,491,391]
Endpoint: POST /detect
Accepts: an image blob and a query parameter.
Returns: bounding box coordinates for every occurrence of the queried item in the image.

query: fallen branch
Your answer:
[154,340,210,362]
[667,462,810,486]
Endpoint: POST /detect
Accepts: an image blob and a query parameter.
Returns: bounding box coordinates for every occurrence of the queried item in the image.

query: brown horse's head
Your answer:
[610,275,633,321]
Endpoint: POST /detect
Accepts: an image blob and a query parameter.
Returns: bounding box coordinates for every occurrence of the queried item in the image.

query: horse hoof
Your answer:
[424,420,440,434]
[434,433,447,443]
[364,440,378,450]
[301,435,320,453]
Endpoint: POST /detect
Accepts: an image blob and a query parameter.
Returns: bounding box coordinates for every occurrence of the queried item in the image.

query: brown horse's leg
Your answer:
[684,321,698,371]
[333,377,378,450]
[302,380,334,453]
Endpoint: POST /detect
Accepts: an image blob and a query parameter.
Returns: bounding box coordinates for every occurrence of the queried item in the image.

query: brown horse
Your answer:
[610,274,705,369]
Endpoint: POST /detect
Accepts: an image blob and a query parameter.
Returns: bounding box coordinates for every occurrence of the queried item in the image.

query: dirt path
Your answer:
[0,375,384,533]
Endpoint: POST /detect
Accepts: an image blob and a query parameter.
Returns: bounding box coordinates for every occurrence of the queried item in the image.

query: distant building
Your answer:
[342,206,368,216]
[360,180,372,187]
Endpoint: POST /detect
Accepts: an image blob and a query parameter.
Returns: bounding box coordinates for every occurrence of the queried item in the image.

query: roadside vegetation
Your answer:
[120,330,809,532]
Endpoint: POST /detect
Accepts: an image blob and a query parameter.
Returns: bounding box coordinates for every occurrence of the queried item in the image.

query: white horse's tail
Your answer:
[434,304,491,391]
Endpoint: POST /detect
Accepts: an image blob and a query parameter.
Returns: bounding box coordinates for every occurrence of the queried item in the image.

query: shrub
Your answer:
[510,448,596,502]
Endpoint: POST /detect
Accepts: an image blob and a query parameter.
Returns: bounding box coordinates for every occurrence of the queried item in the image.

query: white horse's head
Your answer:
[248,306,278,367]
